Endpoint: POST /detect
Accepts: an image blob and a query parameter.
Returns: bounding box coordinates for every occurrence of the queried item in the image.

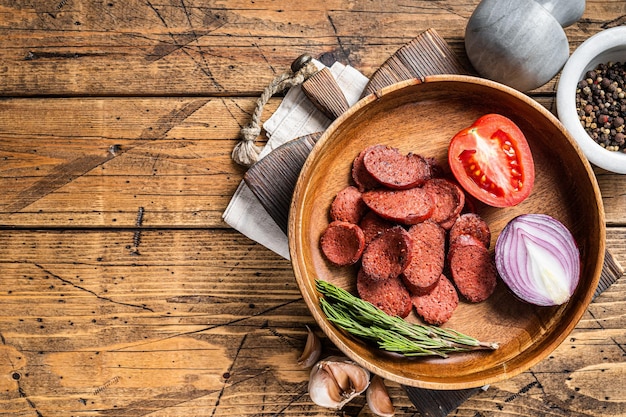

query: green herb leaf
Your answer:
[316,279,499,357]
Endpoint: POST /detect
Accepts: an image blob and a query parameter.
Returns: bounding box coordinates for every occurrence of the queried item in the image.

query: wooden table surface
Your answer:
[1,1,625,416]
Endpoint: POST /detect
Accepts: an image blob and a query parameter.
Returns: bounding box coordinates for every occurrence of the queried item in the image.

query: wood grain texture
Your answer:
[301,68,350,119]
[0,1,621,96]
[0,1,625,416]
[1,96,624,228]
[0,97,279,227]
[0,229,624,416]
[244,132,322,233]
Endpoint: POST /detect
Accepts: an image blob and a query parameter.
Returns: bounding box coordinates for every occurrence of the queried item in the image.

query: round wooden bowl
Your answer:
[289,75,605,390]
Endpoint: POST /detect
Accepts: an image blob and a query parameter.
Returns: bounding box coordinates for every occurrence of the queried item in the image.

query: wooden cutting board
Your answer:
[243,28,623,416]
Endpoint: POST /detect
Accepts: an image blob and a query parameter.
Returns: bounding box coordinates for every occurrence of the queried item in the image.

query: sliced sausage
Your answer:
[320,221,366,266]
[462,193,478,215]
[422,178,465,230]
[402,220,446,295]
[449,213,491,248]
[357,268,412,318]
[362,186,434,225]
[447,233,485,261]
[330,185,368,224]
[352,146,381,192]
[362,144,431,189]
[361,226,412,281]
[359,211,394,246]
[425,156,445,178]
[411,274,459,325]
[448,236,497,302]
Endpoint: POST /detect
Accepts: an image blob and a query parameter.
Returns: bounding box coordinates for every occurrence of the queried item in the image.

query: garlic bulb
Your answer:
[308,356,370,409]
[297,325,322,368]
[366,375,395,417]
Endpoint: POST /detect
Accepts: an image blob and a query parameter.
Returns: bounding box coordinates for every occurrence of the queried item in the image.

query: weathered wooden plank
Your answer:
[0,97,280,227]
[0,228,624,416]
[595,169,626,227]
[1,96,624,228]
[1,1,625,416]
[0,0,471,96]
[0,96,264,142]
[0,0,621,96]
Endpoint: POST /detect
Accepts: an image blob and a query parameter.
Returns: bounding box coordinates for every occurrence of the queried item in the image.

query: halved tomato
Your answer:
[448,114,535,207]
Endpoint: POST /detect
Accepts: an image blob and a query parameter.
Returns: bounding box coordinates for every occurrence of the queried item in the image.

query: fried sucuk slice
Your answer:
[357,268,412,318]
[439,215,460,230]
[425,156,445,178]
[362,187,434,225]
[359,211,394,246]
[320,221,366,266]
[422,178,465,229]
[402,220,446,295]
[449,213,491,248]
[361,226,412,281]
[448,236,497,303]
[462,193,478,214]
[363,144,431,189]
[411,274,459,325]
[352,146,381,192]
[330,185,368,224]
[447,233,484,261]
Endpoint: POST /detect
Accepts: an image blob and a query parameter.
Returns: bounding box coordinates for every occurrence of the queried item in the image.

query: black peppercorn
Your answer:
[576,61,626,152]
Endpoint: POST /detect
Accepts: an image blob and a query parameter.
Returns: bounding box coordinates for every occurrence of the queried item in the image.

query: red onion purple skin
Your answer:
[495,214,580,306]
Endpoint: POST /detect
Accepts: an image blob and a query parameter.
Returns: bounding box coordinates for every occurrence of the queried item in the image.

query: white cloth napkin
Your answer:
[222,61,369,259]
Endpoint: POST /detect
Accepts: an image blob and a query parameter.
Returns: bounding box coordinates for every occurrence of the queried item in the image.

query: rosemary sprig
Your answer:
[316,279,499,358]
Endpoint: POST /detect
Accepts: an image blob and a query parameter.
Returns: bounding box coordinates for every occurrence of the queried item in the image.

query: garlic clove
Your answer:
[308,363,345,409]
[366,374,395,417]
[325,359,367,394]
[297,325,322,368]
[308,356,371,409]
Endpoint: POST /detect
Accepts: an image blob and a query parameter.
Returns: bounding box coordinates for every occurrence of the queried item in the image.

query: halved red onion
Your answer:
[495,214,580,306]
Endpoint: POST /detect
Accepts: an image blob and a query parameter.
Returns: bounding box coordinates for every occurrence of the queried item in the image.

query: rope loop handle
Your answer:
[231,54,319,167]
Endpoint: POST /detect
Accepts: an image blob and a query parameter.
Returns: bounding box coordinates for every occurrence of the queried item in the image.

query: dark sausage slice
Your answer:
[402,220,446,295]
[462,193,478,215]
[449,213,491,248]
[359,211,394,246]
[357,268,412,318]
[320,221,366,266]
[362,187,434,225]
[362,144,431,189]
[330,185,368,224]
[447,233,484,260]
[448,236,497,302]
[422,178,465,230]
[352,147,381,192]
[361,226,412,281]
[425,156,445,178]
[411,274,459,325]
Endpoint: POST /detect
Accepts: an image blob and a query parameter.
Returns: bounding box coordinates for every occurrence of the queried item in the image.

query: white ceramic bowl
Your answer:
[557,26,626,174]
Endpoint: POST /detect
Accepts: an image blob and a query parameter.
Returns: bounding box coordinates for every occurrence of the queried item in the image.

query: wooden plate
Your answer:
[288,75,605,390]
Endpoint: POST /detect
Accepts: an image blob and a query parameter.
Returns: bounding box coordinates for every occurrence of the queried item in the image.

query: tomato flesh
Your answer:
[448,114,535,207]
[459,129,523,197]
